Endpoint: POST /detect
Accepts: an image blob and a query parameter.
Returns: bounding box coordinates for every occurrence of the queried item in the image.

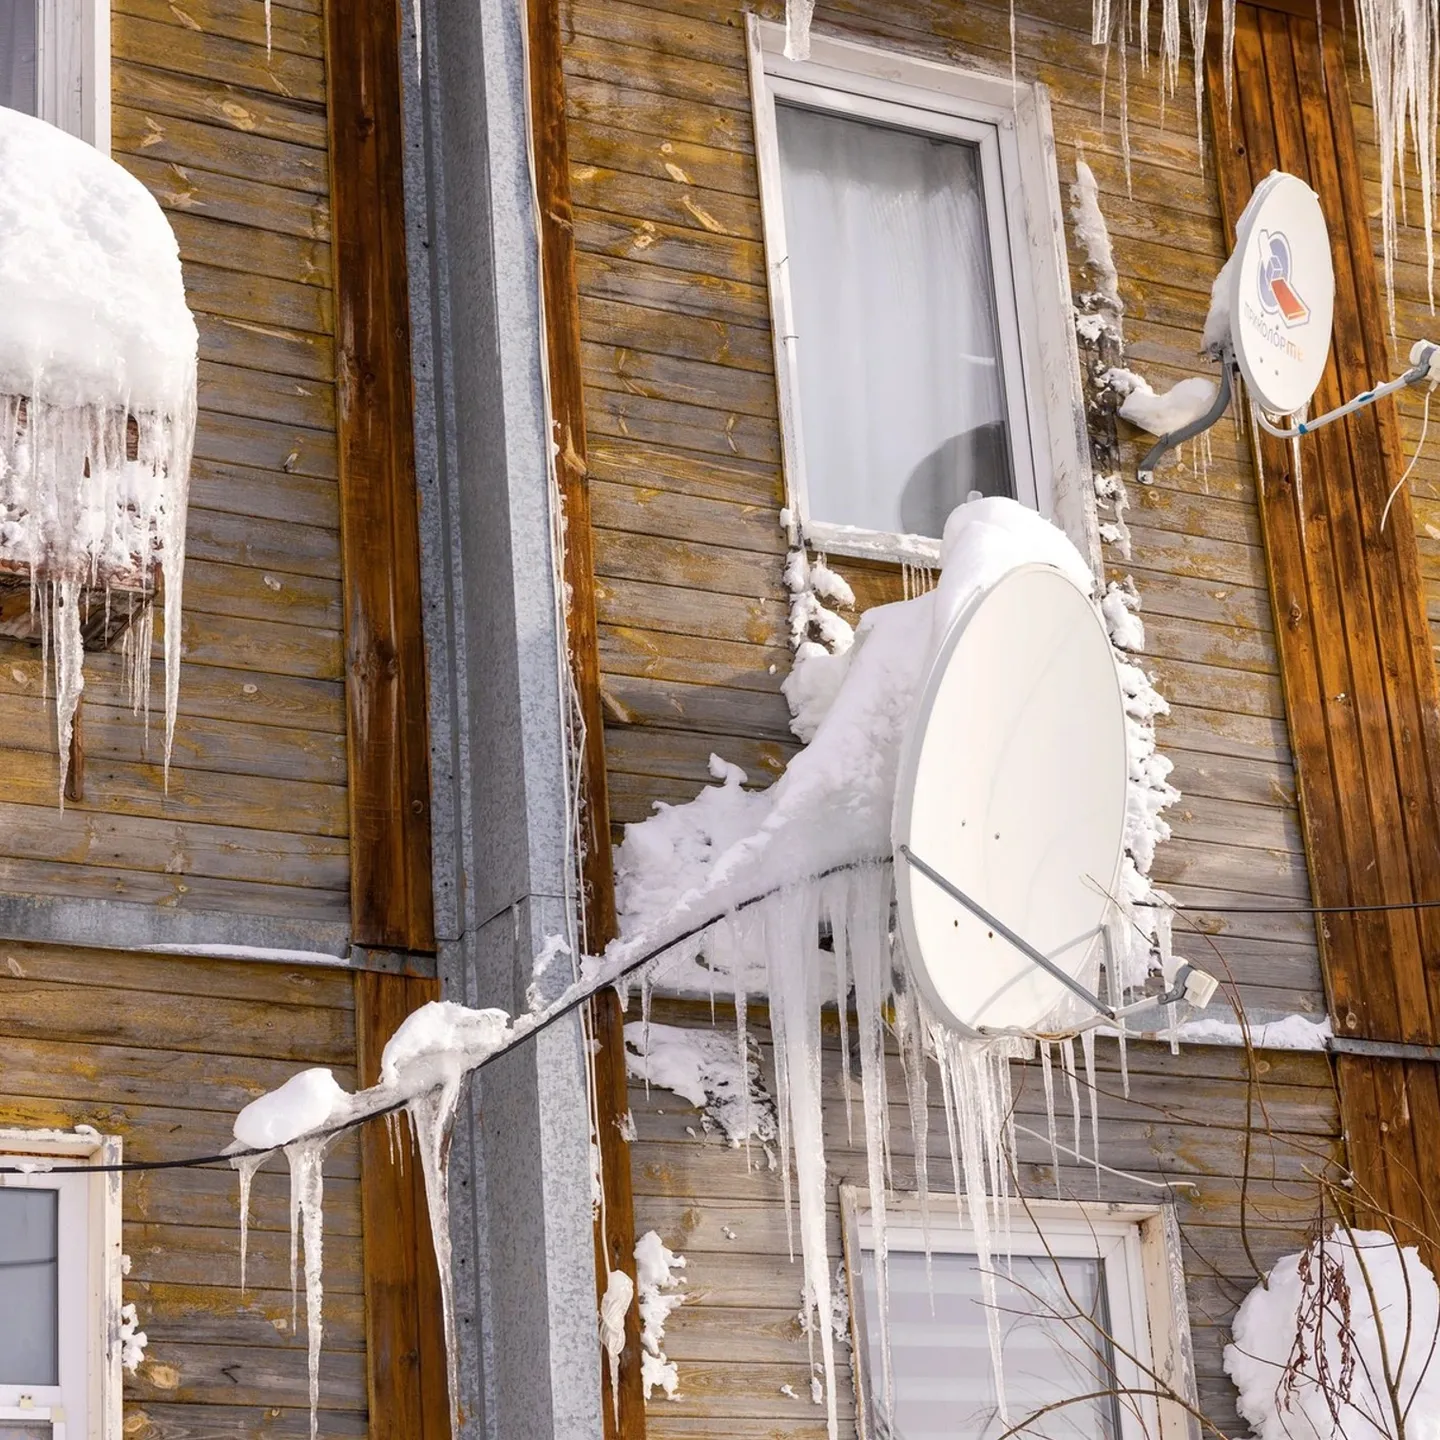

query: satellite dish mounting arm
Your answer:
[1137,351,1237,482]
[1138,341,1440,479]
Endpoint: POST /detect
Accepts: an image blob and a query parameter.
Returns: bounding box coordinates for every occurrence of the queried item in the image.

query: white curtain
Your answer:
[0,0,37,115]
[862,1248,1121,1439]
[776,103,1012,539]
[0,1188,59,1386]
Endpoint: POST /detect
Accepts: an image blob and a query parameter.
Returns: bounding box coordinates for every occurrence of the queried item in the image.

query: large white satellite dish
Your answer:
[1229,171,1334,417]
[892,565,1128,1036]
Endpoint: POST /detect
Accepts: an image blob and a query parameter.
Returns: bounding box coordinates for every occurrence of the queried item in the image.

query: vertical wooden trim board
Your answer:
[356,970,451,1440]
[526,0,646,1432]
[327,0,435,953]
[1207,6,1440,1255]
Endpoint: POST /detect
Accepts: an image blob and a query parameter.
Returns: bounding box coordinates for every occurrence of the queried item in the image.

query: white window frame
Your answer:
[0,1129,124,1440]
[747,19,1097,569]
[839,1188,1200,1440]
[34,0,110,150]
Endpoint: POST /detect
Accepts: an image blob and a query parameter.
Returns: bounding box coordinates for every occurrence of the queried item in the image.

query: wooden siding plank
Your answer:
[198,358,336,430]
[125,151,330,240]
[112,16,325,102]
[115,0,324,55]
[112,57,328,147]
[113,103,328,192]
[197,311,335,384]
[325,0,434,951]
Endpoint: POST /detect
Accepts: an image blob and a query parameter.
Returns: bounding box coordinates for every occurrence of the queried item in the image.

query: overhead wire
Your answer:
[0,856,891,1177]
[20,858,1440,1177]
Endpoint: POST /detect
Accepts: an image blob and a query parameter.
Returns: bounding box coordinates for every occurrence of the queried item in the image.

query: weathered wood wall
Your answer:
[0,0,347,925]
[630,1002,1341,1439]
[0,944,366,1438]
[562,0,1324,1024]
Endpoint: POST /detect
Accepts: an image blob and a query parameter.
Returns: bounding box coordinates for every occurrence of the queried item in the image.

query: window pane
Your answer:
[0,1189,59,1386]
[0,0,37,115]
[861,1247,1122,1440]
[0,1425,54,1438]
[776,102,1014,540]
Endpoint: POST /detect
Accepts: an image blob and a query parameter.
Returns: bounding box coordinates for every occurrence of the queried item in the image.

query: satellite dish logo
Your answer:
[1256,229,1310,326]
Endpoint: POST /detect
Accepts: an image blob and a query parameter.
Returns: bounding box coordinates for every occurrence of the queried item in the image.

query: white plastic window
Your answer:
[0,1132,123,1440]
[841,1193,1198,1440]
[0,0,109,149]
[749,20,1092,564]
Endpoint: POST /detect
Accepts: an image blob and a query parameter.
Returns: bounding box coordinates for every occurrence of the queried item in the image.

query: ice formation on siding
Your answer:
[610,498,1184,1434]
[118,1302,148,1374]
[1225,1228,1440,1438]
[635,1229,688,1398]
[0,107,198,795]
[623,1018,776,1145]
[784,0,816,60]
[1353,0,1440,325]
[230,1004,515,1440]
[232,501,1182,1440]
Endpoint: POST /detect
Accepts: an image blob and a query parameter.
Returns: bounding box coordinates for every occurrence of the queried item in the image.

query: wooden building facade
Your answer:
[0,1,446,1437]
[540,0,1440,1436]
[5,0,1440,1438]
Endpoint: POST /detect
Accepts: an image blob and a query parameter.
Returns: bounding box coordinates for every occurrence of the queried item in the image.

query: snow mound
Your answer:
[233,1068,349,1150]
[0,107,198,793]
[379,1000,512,1093]
[614,497,1093,951]
[0,107,196,409]
[624,1019,775,1145]
[1109,368,1218,437]
[1226,1228,1440,1440]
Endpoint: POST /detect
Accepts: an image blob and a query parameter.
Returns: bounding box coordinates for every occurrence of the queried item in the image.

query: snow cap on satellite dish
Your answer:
[892,563,1128,1037]
[1229,170,1335,416]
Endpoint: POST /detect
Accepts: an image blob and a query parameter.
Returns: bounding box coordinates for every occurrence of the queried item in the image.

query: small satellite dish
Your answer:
[1229,171,1334,416]
[892,565,1128,1035]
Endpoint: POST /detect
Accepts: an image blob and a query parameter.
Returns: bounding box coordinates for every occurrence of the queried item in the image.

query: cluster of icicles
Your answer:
[0,390,194,796]
[1086,0,1440,330]
[626,865,1147,1439]
[227,866,1162,1440]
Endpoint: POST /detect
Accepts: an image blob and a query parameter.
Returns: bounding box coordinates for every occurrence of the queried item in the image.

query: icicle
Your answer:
[284,1138,329,1440]
[232,1151,266,1294]
[1060,1037,1082,1162]
[1221,0,1236,117]
[845,865,895,1426]
[765,885,838,1440]
[1039,1042,1062,1195]
[1118,1022,1131,1100]
[52,579,83,804]
[408,1080,465,1436]
[264,0,272,55]
[1119,2,1133,193]
[1081,1029,1102,1195]
[641,970,653,1099]
[829,893,854,1147]
[892,975,932,1282]
[766,900,797,1264]
[784,0,815,60]
[599,1268,635,1427]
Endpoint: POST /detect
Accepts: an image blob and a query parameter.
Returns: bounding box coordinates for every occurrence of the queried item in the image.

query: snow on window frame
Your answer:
[838,1187,1199,1440]
[747,17,1097,569]
[0,1126,126,1438]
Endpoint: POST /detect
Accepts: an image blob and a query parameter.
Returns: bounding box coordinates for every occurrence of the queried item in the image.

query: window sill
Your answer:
[802,520,942,566]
